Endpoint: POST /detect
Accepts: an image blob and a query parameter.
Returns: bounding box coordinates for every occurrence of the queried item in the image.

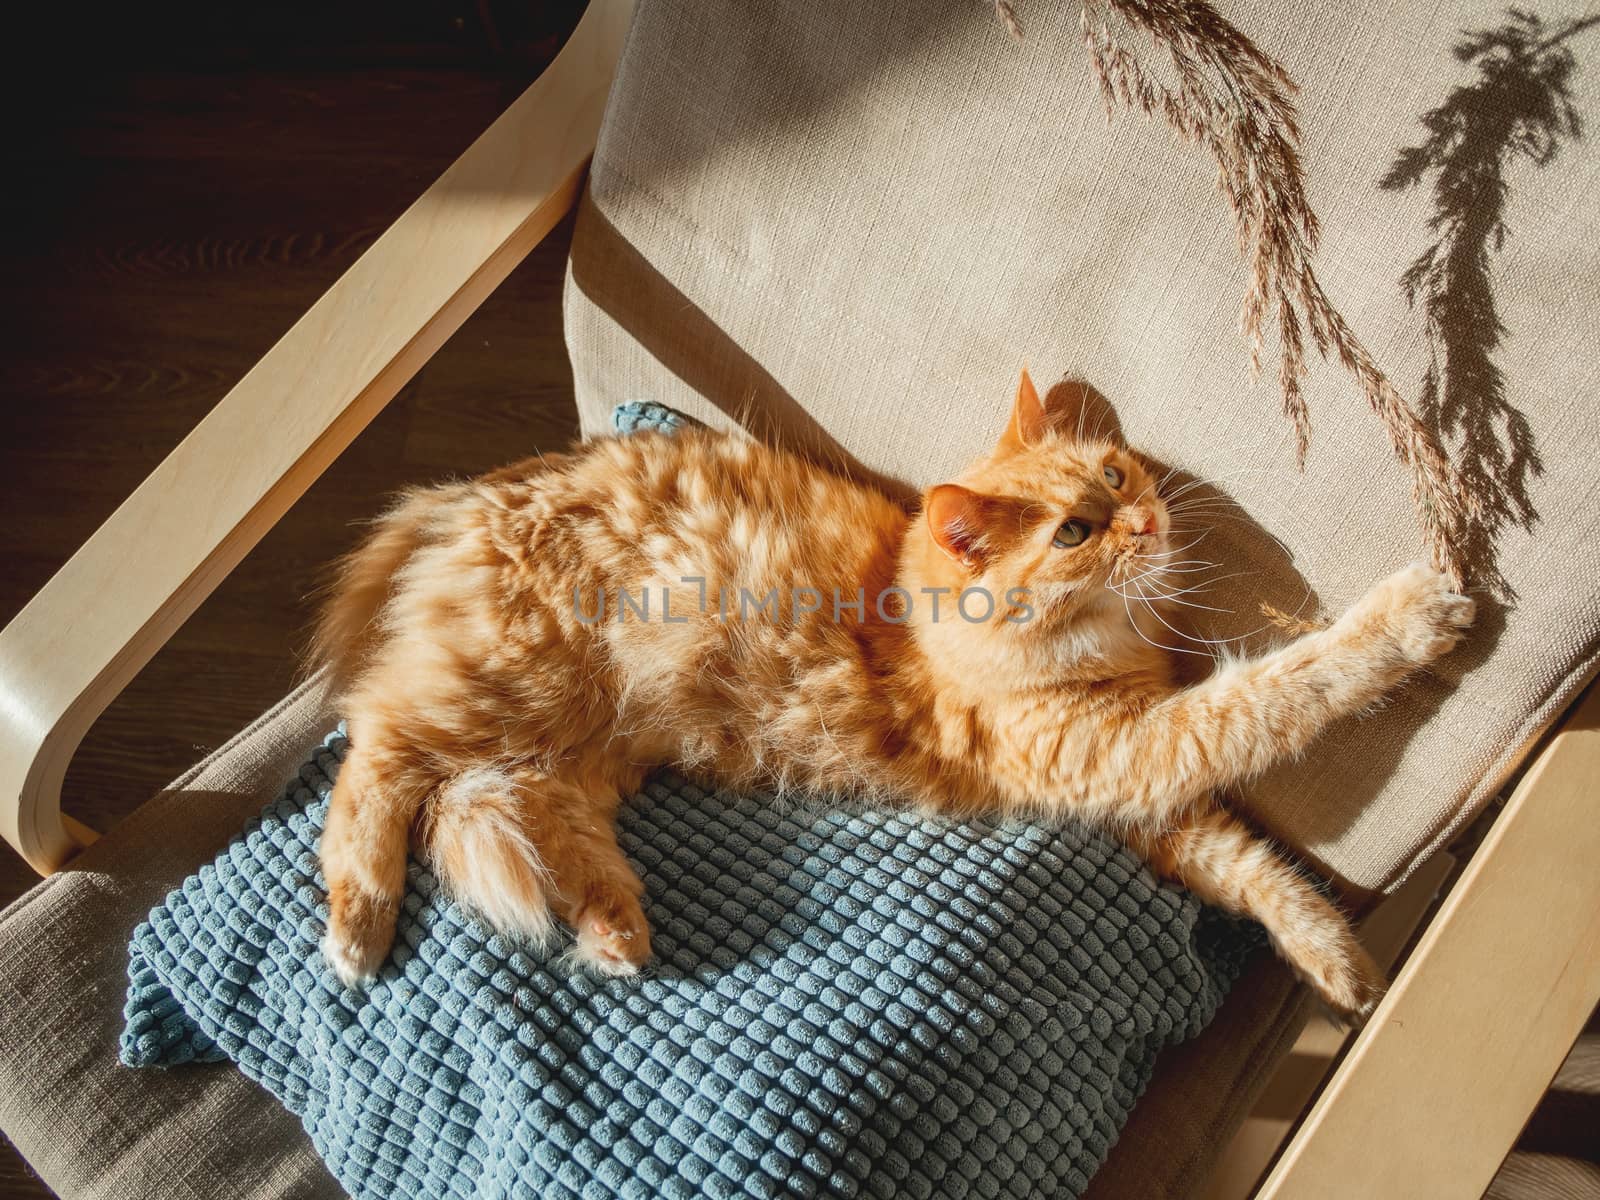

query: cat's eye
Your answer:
[1053,519,1091,548]
[1103,464,1123,488]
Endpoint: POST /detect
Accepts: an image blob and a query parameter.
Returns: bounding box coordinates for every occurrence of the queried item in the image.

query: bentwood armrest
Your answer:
[0,0,635,876]
[1258,679,1600,1199]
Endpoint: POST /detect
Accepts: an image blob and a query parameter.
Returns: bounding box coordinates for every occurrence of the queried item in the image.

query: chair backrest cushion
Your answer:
[563,0,1600,893]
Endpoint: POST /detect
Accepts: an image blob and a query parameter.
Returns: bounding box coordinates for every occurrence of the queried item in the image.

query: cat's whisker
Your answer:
[1167,488,1308,529]
[1144,534,1213,559]
[1179,514,1298,562]
[1122,564,1225,596]
[1159,465,1284,504]
[1120,588,1228,659]
[1151,569,1258,598]
[1149,583,1226,603]
[1143,545,1196,560]
[1133,560,1217,577]
[1133,585,1287,646]
[1158,487,1298,544]
[1161,481,1234,508]
[1117,566,1266,624]
[1163,510,1272,535]
[1127,585,1220,608]
[1115,560,1215,592]
[1163,477,1283,504]
[1113,573,1202,601]
[1166,489,1255,506]
[1164,509,1274,532]
[1116,586,1226,658]
[1133,472,1169,507]
[1164,500,1251,518]
[1140,547,1212,570]
[1113,550,1235,604]
[1121,583,1231,614]
[1122,578,1212,601]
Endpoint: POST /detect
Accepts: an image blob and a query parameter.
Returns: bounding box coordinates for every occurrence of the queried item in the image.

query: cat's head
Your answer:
[904,370,1173,664]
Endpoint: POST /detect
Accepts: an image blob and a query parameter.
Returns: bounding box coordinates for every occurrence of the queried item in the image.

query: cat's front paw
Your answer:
[1362,563,1475,665]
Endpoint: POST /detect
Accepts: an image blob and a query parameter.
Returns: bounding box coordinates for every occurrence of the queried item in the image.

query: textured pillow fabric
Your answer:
[562,0,1600,893]
[123,726,1257,1199]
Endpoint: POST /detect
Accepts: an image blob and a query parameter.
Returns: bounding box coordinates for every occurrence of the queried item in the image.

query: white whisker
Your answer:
[1115,584,1222,658]
[1132,586,1285,646]
[1121,584,1231,614]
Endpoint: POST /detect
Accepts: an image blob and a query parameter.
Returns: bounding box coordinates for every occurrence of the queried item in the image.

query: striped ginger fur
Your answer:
[314,371,1472,1021]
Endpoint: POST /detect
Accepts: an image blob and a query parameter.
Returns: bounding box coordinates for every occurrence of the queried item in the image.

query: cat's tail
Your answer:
[425,767,559,947]
[322,760,556,987]
[308,488,439,695]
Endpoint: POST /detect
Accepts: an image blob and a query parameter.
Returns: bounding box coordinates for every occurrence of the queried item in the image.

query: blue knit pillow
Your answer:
[121,404,1258,1198]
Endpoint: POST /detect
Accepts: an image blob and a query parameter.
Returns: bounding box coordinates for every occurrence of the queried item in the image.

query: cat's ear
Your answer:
[998,367,1049,455]
[926,484,1010,570]
[1002,371,1127,451]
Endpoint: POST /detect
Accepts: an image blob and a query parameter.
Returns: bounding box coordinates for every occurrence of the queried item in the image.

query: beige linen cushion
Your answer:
[564,0,1600,893]
[0,680,345,1200]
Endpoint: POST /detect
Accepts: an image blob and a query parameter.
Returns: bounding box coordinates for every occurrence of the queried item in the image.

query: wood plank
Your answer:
[1257,683,1600,1199]
[1200,851,1457,1200]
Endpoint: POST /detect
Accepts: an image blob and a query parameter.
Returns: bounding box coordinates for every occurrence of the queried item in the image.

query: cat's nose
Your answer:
[1125,507,1158,536]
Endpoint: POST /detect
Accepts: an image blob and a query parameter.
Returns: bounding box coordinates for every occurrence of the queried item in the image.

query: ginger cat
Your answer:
[314,371,1473,1022]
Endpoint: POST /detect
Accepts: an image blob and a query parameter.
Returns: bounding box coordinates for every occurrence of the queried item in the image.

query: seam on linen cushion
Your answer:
[162,671,331,796]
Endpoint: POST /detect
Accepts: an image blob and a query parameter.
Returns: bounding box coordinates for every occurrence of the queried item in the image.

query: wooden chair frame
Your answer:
[2,1,1595,1193]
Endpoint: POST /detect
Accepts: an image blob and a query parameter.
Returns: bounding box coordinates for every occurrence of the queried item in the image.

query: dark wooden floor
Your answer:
[0,12,582,1193]
[0,72,584,901]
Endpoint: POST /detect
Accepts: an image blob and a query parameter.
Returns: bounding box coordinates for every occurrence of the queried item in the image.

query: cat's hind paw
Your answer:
[1297,939,1387,1028]
[323,931,385,989]
[323,883,398,988]
[571,892,653,978]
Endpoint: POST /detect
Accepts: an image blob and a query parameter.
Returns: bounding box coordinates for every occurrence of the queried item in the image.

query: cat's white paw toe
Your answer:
[322,933,382,989]
[570,899,653,978]
[573,943,643,978]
